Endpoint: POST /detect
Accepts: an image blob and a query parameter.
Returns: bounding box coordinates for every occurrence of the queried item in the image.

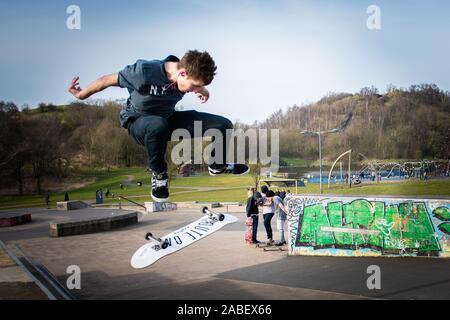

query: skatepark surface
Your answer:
[1,206,449,300]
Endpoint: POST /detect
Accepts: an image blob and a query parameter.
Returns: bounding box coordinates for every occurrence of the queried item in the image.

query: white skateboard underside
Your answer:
[131,213,238,268]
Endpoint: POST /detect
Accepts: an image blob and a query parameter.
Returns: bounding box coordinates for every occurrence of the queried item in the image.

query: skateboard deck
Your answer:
[131,209,238,269]
[245,217,254,244]
[256,242,287,251]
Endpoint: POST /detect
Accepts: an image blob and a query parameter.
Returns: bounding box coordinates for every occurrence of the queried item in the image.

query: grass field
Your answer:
[323,179,450,197]
[0,167,449,210]
[282,158,314,167]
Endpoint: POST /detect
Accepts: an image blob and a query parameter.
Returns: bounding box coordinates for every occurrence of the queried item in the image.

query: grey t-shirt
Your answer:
[118,55,185,128]
[274,196,287,220]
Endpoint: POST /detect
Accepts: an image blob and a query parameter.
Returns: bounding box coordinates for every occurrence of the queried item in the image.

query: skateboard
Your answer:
[256,242,287,251]
[131,207,238,268]
[245,217,254,245]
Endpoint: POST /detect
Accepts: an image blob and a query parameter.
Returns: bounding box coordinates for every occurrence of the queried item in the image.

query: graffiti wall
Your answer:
[286,195,450,258]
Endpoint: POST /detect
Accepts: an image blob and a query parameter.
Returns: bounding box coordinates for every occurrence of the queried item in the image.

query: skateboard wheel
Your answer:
[145,232,153,240]
[161,241,169,250]
[202,207,209,214]
[218,214,225,221]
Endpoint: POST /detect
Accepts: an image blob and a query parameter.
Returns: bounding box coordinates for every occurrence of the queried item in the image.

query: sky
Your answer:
[0,0,449,123]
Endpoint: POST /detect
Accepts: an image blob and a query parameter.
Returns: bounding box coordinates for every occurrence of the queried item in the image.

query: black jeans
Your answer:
[263,212,274,240]
[127,110,233,173]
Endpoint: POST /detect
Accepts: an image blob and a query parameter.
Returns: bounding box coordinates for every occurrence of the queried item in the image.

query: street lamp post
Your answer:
[302,127,330,194]
[318,125,323,194]
[301,113,353,194]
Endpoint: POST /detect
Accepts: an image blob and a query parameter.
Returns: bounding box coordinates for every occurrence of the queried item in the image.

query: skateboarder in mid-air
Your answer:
[68,50,249,202]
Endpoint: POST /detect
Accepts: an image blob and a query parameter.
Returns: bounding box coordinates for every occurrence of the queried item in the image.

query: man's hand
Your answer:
[68,74,118,100]
[68,76,83,99]
[196,87,210,104]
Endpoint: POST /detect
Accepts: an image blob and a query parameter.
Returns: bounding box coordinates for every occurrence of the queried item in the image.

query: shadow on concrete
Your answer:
[56,270,269,300]
[216,255,450,300]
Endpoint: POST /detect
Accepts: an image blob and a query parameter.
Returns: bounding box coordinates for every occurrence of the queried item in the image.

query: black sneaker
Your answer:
[151,172,169,202]
[208,163,250,176]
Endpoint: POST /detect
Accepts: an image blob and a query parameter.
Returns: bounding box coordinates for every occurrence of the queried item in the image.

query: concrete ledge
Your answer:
[220,202,243,206]
[0,213,31,228]
[49,212,138,237]
[176,202,222,209]
[56,201,89,211]
[173,202,201,209]
[144,202,177,213]
[92,201,244,212]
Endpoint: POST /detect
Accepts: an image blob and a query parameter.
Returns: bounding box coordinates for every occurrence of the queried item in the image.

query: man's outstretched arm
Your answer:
[68,73,119,100]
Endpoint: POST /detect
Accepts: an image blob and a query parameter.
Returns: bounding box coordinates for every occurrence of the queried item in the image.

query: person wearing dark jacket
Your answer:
[45,191,50,208]
[246,188,261,244]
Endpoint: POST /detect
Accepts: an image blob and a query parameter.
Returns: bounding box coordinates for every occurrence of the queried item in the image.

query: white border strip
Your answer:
[0,240,56,300]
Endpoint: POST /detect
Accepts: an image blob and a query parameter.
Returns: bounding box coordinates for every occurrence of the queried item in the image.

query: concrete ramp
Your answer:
[175,202,222,210]
[49,211,138,237]
[286,195,450,258]
[0,212,32,228]
[56,201,89,211]
[0,241,50,299]
[144,202,177,213]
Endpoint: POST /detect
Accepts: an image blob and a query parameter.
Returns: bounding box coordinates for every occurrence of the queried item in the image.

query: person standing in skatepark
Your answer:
[246,188,261,244]
[260,186,275,245]
[68,50,249,202]
[273,192,288,246]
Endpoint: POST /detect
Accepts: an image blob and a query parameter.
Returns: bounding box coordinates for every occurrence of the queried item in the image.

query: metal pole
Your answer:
[348,150,352,188]
[319,131,323,194]
[340,161,343,183]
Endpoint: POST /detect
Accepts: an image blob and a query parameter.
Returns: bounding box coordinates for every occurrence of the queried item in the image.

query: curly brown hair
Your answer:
[179,50,217,86]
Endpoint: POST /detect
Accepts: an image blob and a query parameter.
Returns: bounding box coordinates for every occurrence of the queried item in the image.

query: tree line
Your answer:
[1,83,449,195]
[258,83,449,161]
[0,101,147,195]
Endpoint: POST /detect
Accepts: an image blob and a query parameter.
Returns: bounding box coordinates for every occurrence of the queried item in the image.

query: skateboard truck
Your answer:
[145,232,169,250]
[202,207,225,222]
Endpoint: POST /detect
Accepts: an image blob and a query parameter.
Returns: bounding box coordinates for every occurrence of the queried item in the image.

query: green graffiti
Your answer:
[438,223,450,234]
[295,200,441,255]
[433,207,450,221]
